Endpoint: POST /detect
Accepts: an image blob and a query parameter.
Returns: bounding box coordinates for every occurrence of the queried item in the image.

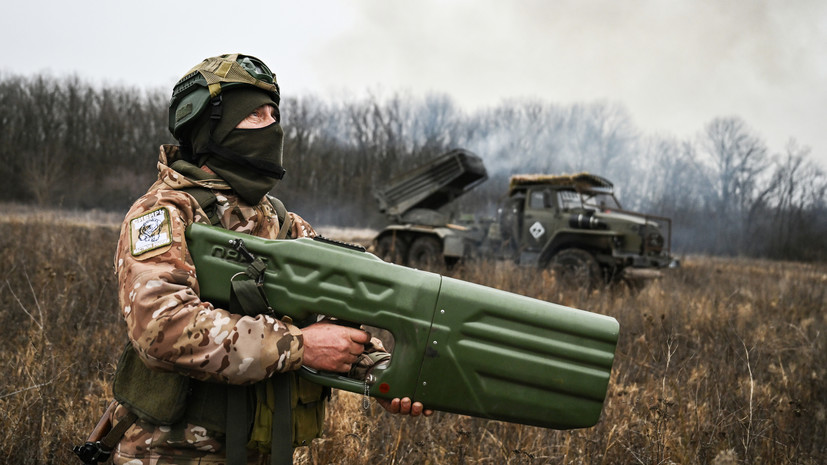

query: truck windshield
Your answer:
[582,192,621,210]
[557,190,581,210]
[557,189,621,211]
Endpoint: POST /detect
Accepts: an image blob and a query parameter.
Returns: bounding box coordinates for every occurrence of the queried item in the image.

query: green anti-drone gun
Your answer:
[185,222,619,429]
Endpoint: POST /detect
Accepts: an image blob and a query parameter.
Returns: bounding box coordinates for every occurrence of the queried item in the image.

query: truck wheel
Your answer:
[549,248,602,289]
[375,235,408,265]
[407,236,443,270]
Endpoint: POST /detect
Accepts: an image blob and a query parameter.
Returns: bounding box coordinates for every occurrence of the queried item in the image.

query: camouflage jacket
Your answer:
[110,145,312,464]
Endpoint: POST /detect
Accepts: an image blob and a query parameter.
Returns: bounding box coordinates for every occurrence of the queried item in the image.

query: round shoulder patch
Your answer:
[129,207,173,258]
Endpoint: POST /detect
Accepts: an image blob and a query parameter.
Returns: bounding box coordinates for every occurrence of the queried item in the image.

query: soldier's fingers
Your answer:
[399,397,412,414]
[348,342,367,358]
[348,329,371,344]
[386,398,401,414]
[410,402,424,417]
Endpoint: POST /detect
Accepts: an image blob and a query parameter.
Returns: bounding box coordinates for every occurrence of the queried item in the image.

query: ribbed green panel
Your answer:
[186,222,439,401]
[415,277,618,429]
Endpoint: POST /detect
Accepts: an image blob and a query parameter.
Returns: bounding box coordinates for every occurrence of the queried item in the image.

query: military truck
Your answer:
[372,149,677,285]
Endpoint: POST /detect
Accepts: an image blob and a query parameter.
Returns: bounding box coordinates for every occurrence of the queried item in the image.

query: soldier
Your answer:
[103,53,430,465]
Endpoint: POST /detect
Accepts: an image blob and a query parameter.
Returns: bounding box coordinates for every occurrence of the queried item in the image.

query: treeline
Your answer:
[0,74,168,209]
[2,73,826,260]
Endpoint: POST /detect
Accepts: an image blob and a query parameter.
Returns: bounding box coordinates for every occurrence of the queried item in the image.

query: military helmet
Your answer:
[168,53,280,140]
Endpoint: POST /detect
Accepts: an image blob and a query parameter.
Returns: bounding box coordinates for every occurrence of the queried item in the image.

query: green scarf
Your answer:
[189,88,285,205]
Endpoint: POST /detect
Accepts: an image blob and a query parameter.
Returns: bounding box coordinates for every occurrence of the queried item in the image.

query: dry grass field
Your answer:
[1,211,824,464]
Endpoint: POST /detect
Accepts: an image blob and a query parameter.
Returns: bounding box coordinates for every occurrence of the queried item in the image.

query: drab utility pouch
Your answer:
[292,374,328,446]
[112,342,190,425]
[245,373,328,451]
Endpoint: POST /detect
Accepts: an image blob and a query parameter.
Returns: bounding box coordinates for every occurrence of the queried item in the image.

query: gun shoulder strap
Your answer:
[267,195,292,240]
[180,187,292,240]
[100,407,139,452]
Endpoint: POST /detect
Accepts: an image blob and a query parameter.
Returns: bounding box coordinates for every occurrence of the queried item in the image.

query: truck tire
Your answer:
[407,236,443,270]
[375,235,408,265]
[549,248,602,289]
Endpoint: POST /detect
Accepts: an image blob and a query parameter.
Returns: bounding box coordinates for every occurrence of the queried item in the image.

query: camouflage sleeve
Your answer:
[114,190,304,385]
[288,211,317,238]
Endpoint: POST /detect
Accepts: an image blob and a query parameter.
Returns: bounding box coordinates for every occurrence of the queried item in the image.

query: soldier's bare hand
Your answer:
[377,397,433,417]
[301,321,370,372]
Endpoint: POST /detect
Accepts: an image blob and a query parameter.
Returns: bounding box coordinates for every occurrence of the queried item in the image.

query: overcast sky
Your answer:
[3,0,826,167]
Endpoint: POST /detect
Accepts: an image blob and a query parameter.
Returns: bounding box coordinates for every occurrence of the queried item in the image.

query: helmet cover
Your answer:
[168,53,280,140]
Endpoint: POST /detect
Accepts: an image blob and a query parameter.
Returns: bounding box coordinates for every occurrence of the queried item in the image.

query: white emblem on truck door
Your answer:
[529,221,545,240]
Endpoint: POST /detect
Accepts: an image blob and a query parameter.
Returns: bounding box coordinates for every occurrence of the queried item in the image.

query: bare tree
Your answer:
[634,136,704,214]
[3,73,826,260]
[563,101,639,179]
[752,140,827,258]
[409,93,464,157]
[21,146,67,206]
[698,117,769,216]
[692,117,771,254]
[467,99,568,176]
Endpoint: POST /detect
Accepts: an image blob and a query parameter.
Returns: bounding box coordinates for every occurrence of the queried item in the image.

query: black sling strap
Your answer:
[181,185,296,465]
[225,385,251,465]
[270,375,294,465]
[219,211,294,465]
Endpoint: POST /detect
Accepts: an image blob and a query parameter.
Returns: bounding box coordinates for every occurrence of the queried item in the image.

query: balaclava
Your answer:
[188,87,285,205]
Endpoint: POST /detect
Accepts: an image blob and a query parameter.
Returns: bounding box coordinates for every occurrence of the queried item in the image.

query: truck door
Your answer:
[521,187,556,252]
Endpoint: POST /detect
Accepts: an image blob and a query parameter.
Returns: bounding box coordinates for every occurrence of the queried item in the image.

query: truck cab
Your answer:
[501,174,676,284]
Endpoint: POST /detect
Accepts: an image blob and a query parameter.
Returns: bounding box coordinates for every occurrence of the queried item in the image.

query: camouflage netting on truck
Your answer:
[509,173,613,193]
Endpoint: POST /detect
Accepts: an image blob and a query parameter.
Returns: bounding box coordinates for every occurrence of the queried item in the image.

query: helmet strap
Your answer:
[179,142,196,163]
[209,94,224,135]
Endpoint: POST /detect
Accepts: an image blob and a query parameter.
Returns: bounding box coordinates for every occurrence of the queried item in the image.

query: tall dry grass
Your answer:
[1,216,824,464]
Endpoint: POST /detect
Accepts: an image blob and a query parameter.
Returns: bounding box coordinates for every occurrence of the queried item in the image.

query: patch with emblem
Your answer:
[130,208,173,257]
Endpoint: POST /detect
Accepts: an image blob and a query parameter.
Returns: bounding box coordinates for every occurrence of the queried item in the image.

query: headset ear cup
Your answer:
[170,86,211,140]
